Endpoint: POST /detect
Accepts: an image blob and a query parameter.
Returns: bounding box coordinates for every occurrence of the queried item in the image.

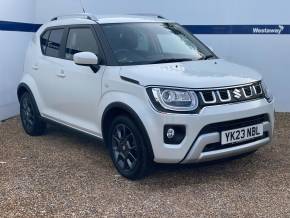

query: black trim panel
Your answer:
[120,76,140,85]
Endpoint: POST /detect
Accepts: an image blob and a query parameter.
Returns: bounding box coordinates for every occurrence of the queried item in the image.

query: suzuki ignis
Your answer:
[18,14,274,179]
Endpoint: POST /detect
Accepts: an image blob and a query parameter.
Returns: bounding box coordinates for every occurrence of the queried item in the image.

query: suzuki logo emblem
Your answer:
[233,88,242,99]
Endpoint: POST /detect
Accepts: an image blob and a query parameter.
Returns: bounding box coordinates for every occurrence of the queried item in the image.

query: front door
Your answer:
[53,26,105,135]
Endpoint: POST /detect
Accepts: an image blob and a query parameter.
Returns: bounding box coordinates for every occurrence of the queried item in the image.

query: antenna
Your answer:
[80,0,86,13]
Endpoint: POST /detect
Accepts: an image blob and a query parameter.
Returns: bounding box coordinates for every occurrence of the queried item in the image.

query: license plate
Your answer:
[221,124,263,145]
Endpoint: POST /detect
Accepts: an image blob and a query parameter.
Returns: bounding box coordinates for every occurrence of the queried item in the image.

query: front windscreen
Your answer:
[101,22,216,66]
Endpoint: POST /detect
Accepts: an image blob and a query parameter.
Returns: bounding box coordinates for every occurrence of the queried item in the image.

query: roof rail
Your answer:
[128,13,166,19]
[51,13,98,22]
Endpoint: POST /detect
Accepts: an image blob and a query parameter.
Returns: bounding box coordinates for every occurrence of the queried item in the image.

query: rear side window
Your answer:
[45,28,64,58]
[65,28,99,60]
[40,30,50,53]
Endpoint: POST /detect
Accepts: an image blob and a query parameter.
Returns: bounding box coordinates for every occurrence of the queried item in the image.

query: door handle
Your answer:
[57,70,66,78]
[32,64,39,70]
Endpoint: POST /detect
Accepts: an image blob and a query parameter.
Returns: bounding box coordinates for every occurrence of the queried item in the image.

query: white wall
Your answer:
[0,0,35,120]
[0,0,289,121]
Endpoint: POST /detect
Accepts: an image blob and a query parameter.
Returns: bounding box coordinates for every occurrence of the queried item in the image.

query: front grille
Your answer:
[147,81,265,114]
[197,81,264,107]
[200,114,269,135]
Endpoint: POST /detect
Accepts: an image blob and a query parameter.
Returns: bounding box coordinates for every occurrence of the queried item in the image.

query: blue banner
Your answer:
[184,24,290,34]
[0,21,41,32]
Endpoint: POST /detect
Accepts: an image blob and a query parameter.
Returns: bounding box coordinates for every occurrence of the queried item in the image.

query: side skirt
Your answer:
[41,113,104,141]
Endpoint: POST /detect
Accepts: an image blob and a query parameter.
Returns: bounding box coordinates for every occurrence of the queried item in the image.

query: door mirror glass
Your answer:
[73,52,99,66]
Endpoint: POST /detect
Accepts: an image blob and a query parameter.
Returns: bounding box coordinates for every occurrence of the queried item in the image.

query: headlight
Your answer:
[147,87,199,112]
[261,80,273,102]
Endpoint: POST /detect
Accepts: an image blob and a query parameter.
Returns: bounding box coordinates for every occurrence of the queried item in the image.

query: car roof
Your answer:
[36,14,173,36]
[96,14,171,24]
[41,14,172,28]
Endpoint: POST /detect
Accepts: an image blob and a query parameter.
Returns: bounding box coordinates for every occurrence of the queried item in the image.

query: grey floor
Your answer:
[0,114,289,217]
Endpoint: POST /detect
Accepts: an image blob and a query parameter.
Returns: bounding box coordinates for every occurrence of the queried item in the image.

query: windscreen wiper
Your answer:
[151,58,193,64]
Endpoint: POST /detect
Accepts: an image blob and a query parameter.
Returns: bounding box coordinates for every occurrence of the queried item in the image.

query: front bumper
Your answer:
[181,121,271,163]
[144,98,274,163]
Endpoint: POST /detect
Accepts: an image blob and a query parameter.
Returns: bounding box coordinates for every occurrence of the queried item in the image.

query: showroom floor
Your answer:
[0,114,289,217]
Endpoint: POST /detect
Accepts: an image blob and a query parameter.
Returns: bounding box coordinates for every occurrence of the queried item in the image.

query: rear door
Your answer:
[36,27,67,118]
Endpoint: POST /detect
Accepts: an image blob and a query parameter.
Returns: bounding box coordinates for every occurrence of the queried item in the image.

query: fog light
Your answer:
[166,128,175,139]
[163,125,186,144]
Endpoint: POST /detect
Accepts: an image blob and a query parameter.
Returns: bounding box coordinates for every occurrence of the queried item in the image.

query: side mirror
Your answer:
[73,52,99,66]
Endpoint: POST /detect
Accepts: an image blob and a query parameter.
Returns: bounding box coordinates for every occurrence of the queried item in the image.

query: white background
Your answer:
[0,0,35,120]
[1,0,290,120]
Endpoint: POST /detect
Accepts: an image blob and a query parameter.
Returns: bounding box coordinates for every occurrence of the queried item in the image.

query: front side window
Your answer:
[45,28,64,58]
[102,23,216,66]
[65,28,99,60]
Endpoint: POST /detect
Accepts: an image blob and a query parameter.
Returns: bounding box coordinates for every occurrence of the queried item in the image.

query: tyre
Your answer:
[107,115,151,180]
[20,92,46,136]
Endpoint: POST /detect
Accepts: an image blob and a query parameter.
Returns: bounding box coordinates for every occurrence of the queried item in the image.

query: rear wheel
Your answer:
[20,92,46,136]
[107,115,151,180]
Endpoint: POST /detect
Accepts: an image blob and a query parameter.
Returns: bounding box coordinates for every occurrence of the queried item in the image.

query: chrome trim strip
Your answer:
[253,84,263,95]
[182,133,220,163]
[199,91,217,104]
[216,90,232,102]
[198,137,269,162]
[242,86,253,98]
[252,85,257,95]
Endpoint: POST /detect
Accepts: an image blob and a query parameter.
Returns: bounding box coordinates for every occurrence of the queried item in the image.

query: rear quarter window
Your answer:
[44,28,64,58]
[40,30,50,54]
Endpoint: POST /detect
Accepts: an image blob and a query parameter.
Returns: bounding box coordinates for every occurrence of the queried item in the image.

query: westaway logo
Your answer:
[253,25,285,34]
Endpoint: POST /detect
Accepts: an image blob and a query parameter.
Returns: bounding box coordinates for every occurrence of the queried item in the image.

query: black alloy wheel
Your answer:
[112,123,139,171]
[107,115,151,180]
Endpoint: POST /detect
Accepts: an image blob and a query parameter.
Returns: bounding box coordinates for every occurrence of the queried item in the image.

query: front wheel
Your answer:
[107,115,151,180]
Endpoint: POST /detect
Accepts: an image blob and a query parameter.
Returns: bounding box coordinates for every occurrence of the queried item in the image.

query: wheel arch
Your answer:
[17,83,41,116]
[17,83,33,102]
[101,102,154,160]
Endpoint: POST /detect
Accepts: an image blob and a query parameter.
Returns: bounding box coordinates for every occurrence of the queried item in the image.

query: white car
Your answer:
[18,14,274,180]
